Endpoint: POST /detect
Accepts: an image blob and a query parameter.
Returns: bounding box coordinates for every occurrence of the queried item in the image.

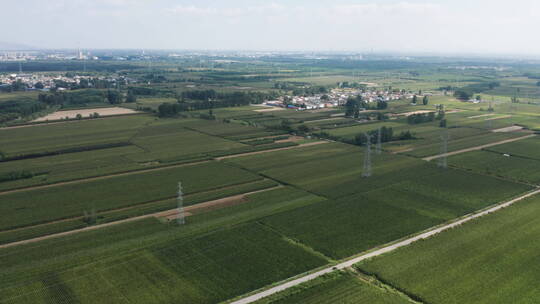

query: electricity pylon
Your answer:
[438,130,449,169]
[376,128,382,155]
[362,134,372,177]
[177,182,185,225]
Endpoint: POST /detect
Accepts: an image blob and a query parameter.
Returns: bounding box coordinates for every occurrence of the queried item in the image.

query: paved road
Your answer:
[230,187,540,304]
[423,134,536,161]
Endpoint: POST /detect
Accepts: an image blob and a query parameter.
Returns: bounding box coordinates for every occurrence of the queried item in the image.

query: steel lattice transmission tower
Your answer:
[177,182,185,225]
[362,133,372,177]
[376,127,382,155]
[438,130,449,169]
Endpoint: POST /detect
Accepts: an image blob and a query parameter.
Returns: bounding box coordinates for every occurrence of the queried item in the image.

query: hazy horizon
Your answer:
[4,0,540,56]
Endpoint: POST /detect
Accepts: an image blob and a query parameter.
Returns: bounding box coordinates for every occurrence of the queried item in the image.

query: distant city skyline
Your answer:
[4,0,540,56]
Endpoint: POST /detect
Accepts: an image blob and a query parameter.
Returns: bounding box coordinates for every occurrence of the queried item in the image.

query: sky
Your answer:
[3,0,540,55]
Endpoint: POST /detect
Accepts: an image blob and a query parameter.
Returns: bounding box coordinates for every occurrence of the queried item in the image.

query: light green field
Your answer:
[256,271,411,304]
[357,193,540,304]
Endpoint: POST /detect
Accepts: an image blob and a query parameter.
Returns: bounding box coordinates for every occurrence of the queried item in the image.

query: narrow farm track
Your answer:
[0,160,211,196]
[215,141,329,160]
[0,186,281,250]
[229,187,540,304]
[0,141,327,196]
[422,134,536,161]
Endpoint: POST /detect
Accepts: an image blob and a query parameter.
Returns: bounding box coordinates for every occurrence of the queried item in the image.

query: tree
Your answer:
[297,124,311,134]
[126,90,137,103]
[345,97,358,117]
[454,90,472,101]
[376,100,388,109]
[439,119,447,128]
[412,95,418,104]
[397,130,415,140]
[76,113,82,120]
[422,96,429,105]
[107,90,122,104]
[34,82,44,89]
[281,120,293,133]
[0,151,5,161]
[436,104,446,120]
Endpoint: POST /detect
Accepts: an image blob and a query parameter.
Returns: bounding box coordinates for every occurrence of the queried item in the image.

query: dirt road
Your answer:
[422,134,536,161]
[230,187,540,304]
[0,160,210,196]
[0,186,281,250]
[0,141,326,196]
[215,141,329,160]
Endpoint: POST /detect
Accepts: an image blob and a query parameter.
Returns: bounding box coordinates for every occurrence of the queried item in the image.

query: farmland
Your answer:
[356,193,540,304]
[0,161,263,230]
[255,271,411,304]
[3,54,540,304]
[0,187,329,304]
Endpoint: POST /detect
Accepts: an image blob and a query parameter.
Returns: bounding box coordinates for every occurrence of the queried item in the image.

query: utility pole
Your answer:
[376,128,382,155]
[438,130,449,169]
[362,133,372,177]
[177,182,185,225]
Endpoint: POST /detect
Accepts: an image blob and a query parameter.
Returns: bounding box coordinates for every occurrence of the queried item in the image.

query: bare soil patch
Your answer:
[33,107,138,122]
[492,126,524,133]
[396,110,435,117]
[485,115,512,121]
[468,113,497,119]
[254,107,285,112]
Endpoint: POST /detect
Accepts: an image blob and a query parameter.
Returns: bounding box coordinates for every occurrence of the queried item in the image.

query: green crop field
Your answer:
[0,161,261,230]
[0,187,328,304]
[261,167,529,259]
[0,115,153,158]
[0,223,326,304]
[449,149,540,184]
[256,271,411,304]
[357,193,540,304]
[5,54,540,304]
[485,136,540,159]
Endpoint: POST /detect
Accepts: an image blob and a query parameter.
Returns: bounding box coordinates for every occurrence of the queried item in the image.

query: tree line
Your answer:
[158,90,276,117]
[345,95,388,118]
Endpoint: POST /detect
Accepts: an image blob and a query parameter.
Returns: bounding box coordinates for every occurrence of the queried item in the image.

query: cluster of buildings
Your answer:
[265,88,414,110]
[0,52,39,61]
[0,73,133,91]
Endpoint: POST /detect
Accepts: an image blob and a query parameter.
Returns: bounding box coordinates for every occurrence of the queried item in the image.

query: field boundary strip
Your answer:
[215,141,329,160]
[0,159,211,196]
[0,186,282,250]
[228,187,540,304]
[422,134,536,161]
[0,141,326,196]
